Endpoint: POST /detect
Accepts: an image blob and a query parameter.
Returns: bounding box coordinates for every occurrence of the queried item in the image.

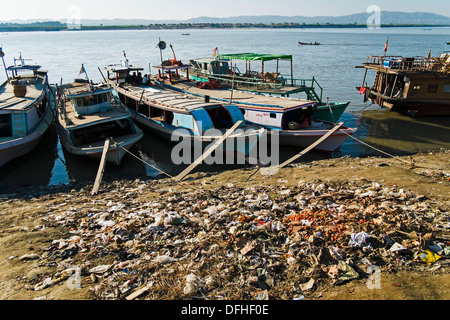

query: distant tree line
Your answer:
[0,21,445,32]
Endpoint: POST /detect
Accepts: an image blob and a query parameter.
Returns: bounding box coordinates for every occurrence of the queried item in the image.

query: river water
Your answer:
[1,27,449,187]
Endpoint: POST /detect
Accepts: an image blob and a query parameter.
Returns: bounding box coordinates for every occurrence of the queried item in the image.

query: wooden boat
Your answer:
[55,71,143,166]
[298,42,321,46]
[176,53,349,122]
[104,59,265,158]
[357,51,450,116]
[153,79,357,154]
[0,51,54,168]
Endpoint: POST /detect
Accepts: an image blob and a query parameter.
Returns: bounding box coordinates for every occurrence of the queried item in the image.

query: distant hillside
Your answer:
[184,11,450,25]
[72,11,450,26]
[0,11,449,30]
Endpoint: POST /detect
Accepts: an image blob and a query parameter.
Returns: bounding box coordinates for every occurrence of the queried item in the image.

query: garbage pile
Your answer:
[23,178,450,300]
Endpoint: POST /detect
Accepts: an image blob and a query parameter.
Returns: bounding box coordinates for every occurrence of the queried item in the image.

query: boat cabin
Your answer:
[105,60,145,85]
[241,104,315,131]
[189,58,231,76]
[64,80,115,116]
[59,80,136,146]
[358,54,450,115]
[0,60,48,139]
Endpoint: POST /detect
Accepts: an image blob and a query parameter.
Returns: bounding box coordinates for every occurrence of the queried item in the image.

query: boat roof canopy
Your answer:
[217,53,293,62]
[105,63,144,73]
[65,82,114,98]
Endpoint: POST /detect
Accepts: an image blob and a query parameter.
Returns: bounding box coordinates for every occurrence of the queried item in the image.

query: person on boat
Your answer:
[136,72,143,85]
[384,83,393,97]
[393,87,403,99]
[130,72,137,85]
[300,116,311,129]
[142,74,149,85]
[125,73,132,84]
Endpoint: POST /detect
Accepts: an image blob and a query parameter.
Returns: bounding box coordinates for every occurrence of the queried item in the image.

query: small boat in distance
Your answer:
[298,42,321,46]
[55,67,143,166]
[0,50,54,168]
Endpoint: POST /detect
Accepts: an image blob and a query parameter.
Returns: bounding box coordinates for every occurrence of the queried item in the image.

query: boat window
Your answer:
[283,108,313,130]
[138,103,150,117]
[270,113,277,119]
[427,83,439,94]
[165,111,174,125]
[72,119,133,146]
[0,114,12,137]
[443,83,450,93]
[76,94,107,107]
[413,84,421,90]
[150,106,164,120]
[206,107,233,129]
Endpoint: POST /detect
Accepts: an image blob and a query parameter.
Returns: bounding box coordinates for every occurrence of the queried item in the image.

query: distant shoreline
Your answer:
[1,23,449,32]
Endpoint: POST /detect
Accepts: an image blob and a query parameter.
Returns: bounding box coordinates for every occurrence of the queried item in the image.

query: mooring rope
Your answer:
[110,139,176,180]
[338,129,415,166]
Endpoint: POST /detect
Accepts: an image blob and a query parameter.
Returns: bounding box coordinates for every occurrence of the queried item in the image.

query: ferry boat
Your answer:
[55,68,143,166]
[104,59,265,158]
[357,50,450,116]
[176,52,349,122]
[152,72,357,154]
[0,50,54,168]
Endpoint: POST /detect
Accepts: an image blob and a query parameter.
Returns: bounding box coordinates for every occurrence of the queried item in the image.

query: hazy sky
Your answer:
[1,0,449,21]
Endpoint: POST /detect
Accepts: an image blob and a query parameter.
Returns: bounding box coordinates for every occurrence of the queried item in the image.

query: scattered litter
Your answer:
[8,174,449,300]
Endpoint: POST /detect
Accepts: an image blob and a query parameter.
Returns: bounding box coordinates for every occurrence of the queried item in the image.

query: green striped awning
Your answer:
[217,53,292,62]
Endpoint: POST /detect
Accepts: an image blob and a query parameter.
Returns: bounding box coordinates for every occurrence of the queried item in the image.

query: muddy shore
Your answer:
[0,150,449,301]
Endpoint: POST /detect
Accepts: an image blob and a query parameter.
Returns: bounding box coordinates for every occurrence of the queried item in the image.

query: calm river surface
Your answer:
[1,27,449,187]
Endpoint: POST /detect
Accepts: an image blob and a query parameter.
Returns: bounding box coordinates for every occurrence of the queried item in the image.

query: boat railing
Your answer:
[283,76,324,102]
[208,74,284,91]
[365,55,449,74]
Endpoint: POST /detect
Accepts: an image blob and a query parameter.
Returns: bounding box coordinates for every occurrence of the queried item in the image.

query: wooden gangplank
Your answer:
[174,121,243,181]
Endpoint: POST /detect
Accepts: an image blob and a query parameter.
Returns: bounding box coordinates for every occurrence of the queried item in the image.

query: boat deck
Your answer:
[161,81,315,110]
[60,102,131,129]
[59,82,133,129]
[0,74,46,111]
[112,82,238,113]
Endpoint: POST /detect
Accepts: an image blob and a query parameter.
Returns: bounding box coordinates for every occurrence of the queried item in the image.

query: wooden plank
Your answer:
[91,138,111,195]
[174,120,243,181]
[278,122,344,169]
[126,284,152,300]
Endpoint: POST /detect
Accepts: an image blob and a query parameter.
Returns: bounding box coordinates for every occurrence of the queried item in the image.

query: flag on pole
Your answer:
[384,37,389,53]
[359,86,366,95]
[212,47,218,57]
[78,64,89,81]
[78,64,86,76]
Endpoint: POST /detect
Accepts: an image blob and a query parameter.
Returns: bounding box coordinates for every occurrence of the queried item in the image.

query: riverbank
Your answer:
[0,150,448,300]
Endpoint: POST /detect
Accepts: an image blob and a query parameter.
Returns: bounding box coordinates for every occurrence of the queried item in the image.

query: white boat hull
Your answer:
[276,125,357,153]
[57,126,143,166]
[130,110,264,157]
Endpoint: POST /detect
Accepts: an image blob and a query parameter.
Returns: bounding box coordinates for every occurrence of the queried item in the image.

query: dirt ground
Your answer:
[0,150,448,300]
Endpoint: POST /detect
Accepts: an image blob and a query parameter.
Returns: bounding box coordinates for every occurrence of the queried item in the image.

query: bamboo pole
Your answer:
[174,121,243,181]
[278,122,343,169]
[91,138,111,195]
